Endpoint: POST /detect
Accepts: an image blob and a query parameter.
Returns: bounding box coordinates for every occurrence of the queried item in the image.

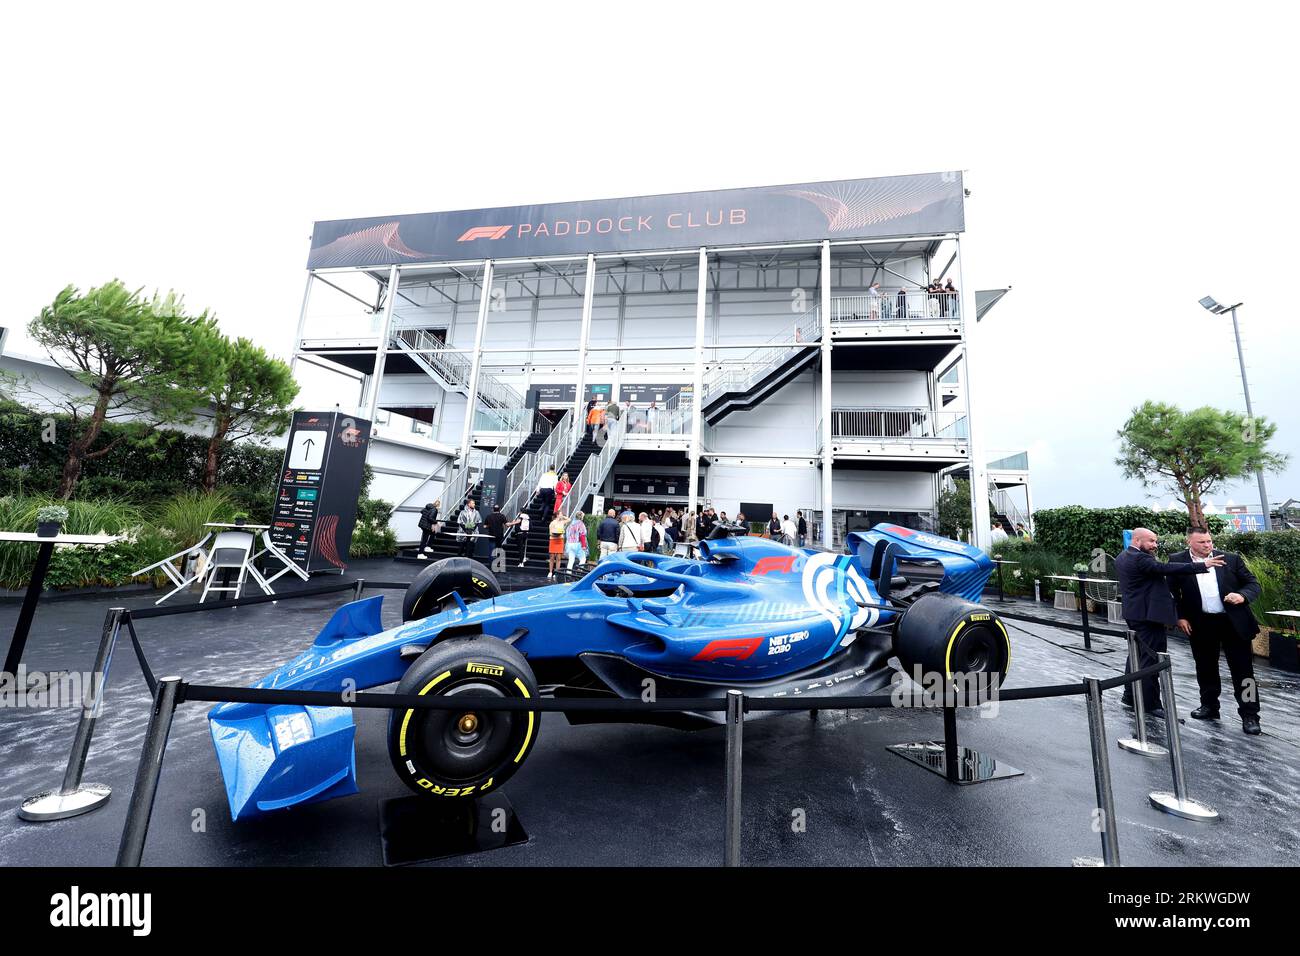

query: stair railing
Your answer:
[499,410,573,521]
[702,304,820,405]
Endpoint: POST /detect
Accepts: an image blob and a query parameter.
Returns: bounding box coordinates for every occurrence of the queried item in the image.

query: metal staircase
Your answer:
[988,479,1029,535]
[702,306,821,424]
[391,325,523,411]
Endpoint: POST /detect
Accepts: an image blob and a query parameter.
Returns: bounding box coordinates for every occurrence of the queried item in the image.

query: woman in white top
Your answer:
[617,513,642,552]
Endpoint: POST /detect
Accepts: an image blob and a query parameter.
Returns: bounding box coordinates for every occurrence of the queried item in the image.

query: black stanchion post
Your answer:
[997,561,1005,603]
[353,579,365,601]
[943,702,959,783]
[18,607,125,821]
[1117,631,1166,757]
[724,689,744,867]
[1078,572,1092,651]
[1083,676,1121,866]
[115,676,182,867]
[1148,653,1219,821]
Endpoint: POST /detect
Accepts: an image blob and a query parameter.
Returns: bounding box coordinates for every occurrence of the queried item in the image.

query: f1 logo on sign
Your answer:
[457,226,512,241]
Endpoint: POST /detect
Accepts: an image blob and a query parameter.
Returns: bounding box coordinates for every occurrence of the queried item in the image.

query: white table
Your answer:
[1,531,120,675]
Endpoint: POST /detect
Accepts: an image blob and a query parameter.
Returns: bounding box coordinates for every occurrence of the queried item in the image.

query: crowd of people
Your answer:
[861,279,960,321]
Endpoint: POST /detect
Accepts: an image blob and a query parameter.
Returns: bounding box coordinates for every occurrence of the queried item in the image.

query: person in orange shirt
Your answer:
[586,401,606,441]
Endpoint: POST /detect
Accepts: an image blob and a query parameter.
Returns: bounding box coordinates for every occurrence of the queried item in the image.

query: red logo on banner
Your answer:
[457,225,512,241]
[752,555,797,576]
[693,638,763,661]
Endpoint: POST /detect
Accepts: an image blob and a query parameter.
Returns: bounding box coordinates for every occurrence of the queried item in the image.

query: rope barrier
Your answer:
[128,580,358,619]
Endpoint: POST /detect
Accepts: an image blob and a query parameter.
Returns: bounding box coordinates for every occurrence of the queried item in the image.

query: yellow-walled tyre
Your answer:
[893,592,1011,686]
[401,557,501,622]
[387,637,539,799]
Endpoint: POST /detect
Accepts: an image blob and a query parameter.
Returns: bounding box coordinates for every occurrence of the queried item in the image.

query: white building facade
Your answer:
[290,172,1017,549]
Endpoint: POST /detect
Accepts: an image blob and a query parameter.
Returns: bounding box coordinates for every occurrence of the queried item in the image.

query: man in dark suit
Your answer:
[1168,527,1262,735]
[1115,527,1222,717]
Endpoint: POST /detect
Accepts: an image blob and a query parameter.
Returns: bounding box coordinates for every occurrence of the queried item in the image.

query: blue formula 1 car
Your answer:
[209,524,1011,820]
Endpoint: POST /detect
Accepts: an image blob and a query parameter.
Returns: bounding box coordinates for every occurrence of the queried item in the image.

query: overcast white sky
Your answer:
[3,1,1296,513]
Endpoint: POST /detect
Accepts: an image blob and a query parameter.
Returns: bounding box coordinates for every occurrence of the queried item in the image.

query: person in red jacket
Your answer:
[553,472,572,516]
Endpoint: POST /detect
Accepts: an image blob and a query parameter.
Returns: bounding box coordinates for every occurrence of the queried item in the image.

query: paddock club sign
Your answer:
[306,171,965,269]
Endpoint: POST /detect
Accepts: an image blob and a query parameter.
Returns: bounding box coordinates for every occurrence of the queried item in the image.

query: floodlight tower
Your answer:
[1198,296,1272,529]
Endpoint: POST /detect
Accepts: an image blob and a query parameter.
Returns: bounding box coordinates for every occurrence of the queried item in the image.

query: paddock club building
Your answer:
[289,171,1024,556]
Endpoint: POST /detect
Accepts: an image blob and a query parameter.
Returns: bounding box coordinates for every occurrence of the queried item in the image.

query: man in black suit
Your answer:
[1168,527,1262,735]
[1115,527,1223,717]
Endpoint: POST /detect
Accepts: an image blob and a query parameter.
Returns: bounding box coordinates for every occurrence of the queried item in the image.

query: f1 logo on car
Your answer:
[752,555,797,576]
[693,638,763,661]
[457,225,512,241]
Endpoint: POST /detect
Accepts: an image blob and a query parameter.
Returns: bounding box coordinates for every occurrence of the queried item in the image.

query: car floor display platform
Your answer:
[2,557,1299,867]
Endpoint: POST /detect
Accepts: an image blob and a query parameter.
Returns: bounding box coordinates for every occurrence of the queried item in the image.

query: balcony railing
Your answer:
[827,406,968,442]
[831,290,960,324]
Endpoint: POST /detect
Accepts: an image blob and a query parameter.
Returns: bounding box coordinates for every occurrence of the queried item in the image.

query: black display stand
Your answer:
[886,704,1023,785]
[378,792,528,866]
[271,411,371,574]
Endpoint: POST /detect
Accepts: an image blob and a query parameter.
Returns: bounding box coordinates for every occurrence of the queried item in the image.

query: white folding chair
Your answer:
[252,531,311,586]
[199,531,267,602]
[132,532,215,605]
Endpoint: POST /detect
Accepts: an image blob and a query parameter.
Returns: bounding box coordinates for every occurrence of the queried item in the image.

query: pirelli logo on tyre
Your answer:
[466,661,506,676]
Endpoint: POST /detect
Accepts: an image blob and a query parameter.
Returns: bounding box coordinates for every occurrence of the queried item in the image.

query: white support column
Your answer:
[955,235,992,549]
[288,271,315,375]
[687,247,709,519]
[820,240,834,549]
[571,254,597,442]
[1024,478,1035,535]
[458,260,494,462]
[365,265,400,423]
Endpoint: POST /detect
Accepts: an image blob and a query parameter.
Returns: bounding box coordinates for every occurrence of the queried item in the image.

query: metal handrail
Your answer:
[393,326,524,411]
[499,410,574,521]
[569,416,628,511]
[830,290,960,323]
[703,305,820,404]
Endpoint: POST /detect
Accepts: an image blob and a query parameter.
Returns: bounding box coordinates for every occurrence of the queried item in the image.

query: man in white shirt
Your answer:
[780,514,798,546]
[990,522,1009,545]
[1169,528,1263,735]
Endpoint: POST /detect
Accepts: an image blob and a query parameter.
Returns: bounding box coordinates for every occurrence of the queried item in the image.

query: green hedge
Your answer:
[0,400,282,501]
[1156,529,1300,612]
[988,538,1086,598]
[1032,506,1227,562]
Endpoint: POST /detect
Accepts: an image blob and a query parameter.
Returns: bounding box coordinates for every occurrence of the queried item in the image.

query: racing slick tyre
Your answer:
[387,637,540,799]
[892,592,1011,687]
[402,557,502,622]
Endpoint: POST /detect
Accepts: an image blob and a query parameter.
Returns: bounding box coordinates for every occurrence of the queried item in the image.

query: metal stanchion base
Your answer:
[377,791,527,866]
[1059,642,1117,654]
[1117,738,1169,757]
[1148,791,1219,821]
[1072,856,1105,867]
[886,742,1023,784]
[19,784,111,821]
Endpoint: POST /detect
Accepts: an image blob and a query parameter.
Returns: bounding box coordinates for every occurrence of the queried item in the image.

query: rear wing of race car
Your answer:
[845,524,993,604]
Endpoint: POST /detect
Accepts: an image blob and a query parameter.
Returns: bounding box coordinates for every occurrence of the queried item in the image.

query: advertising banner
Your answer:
[271,410,371,573]
[308,171,965,269]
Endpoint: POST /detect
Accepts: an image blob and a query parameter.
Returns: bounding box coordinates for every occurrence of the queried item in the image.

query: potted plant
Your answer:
[233,511,249,528]
[35,504,68,538]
